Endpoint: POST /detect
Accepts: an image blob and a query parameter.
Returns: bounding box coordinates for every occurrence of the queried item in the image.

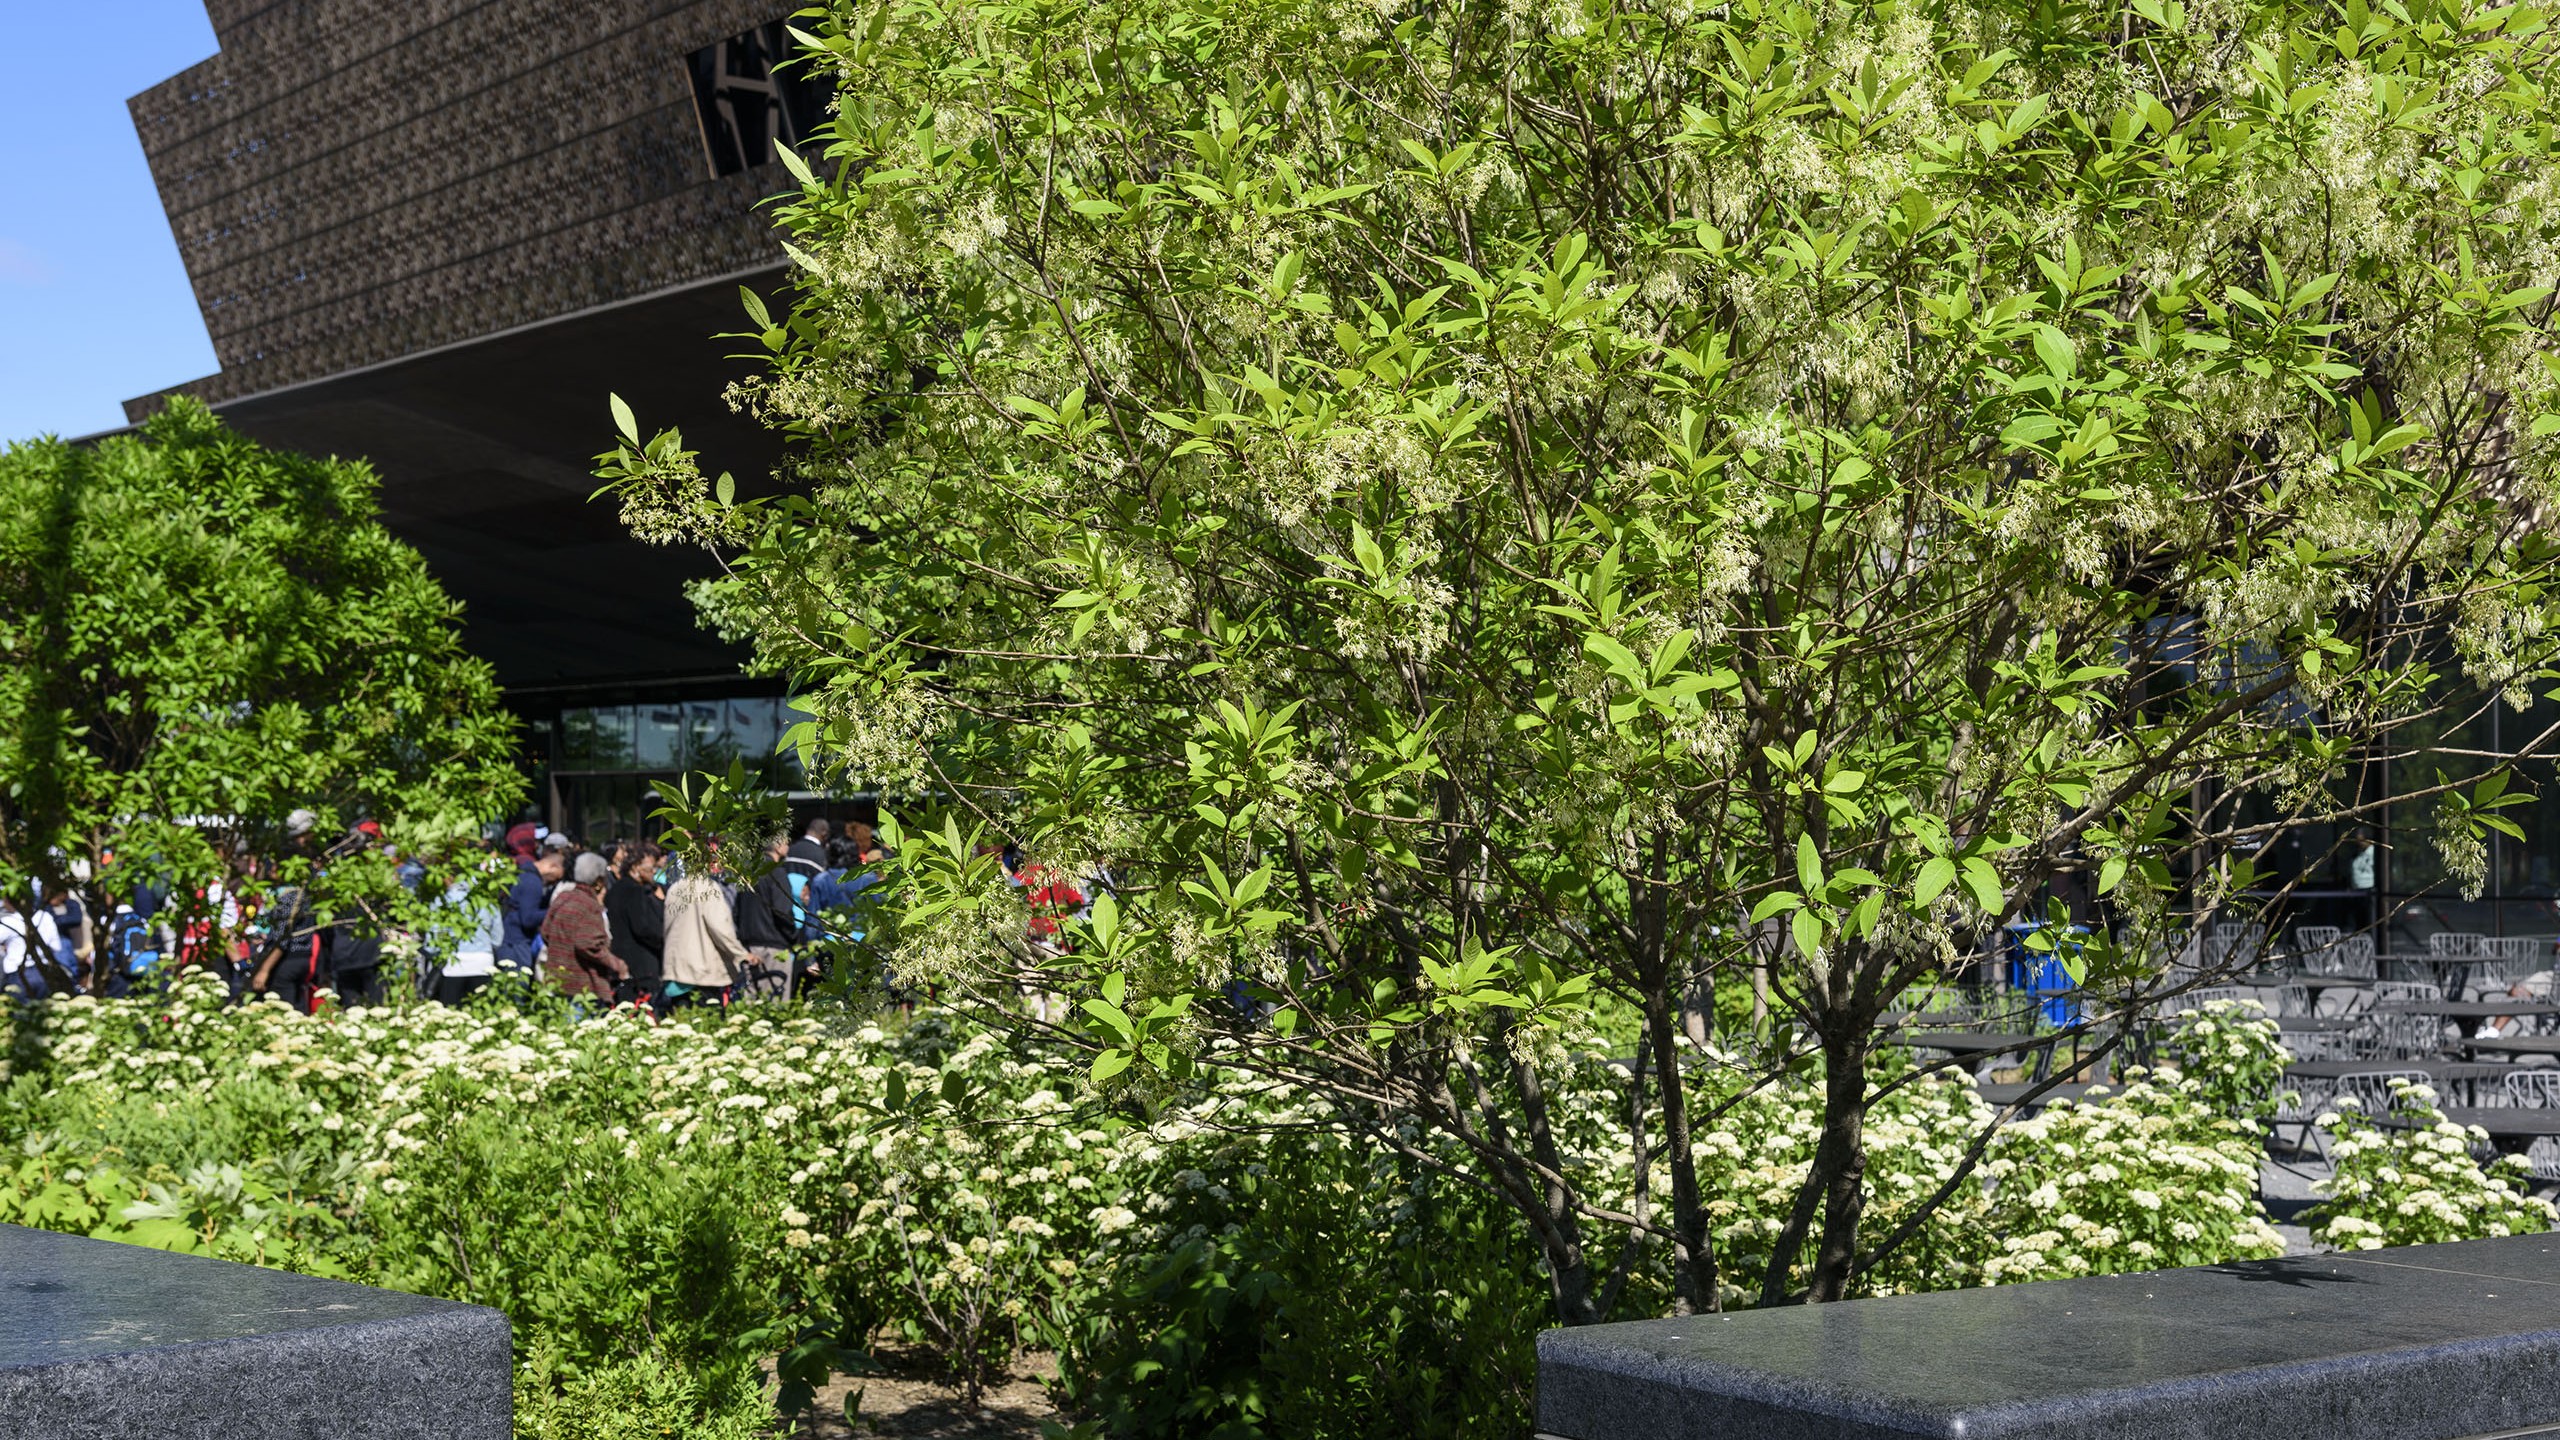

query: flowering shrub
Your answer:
[1688,1055,2286,1298]
[2308,1082,2553,1250]
[1972,1074,2285,1282]
[1691,1061,1992,1301]
[2152,1001,2294,1131]
[0,976,1159,1420]
[0,977,2326,1438]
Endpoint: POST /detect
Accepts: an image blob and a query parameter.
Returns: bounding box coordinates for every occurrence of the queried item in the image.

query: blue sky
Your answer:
[0,3,220,441]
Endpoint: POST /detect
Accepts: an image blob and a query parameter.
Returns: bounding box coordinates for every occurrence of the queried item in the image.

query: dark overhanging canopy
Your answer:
[198,268,792,696]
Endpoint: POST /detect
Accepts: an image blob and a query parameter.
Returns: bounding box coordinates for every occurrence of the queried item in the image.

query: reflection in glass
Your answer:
[686,701,734,770]
[636,707,683,769]
[2498,899,2560,942]
[2387,690,2492,896]
[551,697,805,786]
[589,707,636,770]
[725,697,779,765]
[561,709,598,767]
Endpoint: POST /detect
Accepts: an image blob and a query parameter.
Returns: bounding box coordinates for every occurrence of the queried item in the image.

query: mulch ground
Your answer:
[794,1346,1064,1439]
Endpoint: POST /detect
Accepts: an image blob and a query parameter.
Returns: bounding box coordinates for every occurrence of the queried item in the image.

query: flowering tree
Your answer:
[0,401,522,978]
[606,0,2560,1313]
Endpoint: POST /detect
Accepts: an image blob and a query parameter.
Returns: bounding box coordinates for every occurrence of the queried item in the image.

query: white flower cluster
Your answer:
[2312,1081,2554,1249]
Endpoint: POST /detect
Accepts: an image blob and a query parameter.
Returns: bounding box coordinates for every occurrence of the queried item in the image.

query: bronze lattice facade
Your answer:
[122,1,827,830]
[126,0,804,414]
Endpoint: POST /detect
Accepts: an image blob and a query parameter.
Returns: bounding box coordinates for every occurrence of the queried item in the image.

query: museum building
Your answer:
[123,0,836,839]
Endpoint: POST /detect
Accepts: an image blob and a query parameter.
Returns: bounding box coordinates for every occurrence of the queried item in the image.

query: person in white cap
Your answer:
[251,810,325,1010]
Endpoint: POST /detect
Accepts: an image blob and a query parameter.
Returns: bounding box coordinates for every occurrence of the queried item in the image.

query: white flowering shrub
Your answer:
[1685,1057,2284,1300]
[1690,1062,1991,1302]
[1972,1074,2284,1282]
[2309,1082,2553,1250]
[0,980,2349,1436]
[2152,1001,2294,1131]
[0,978,1165,1418]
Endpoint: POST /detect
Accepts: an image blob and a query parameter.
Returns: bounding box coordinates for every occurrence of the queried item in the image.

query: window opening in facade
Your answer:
[686,20,835,179]
[542,695,813,842]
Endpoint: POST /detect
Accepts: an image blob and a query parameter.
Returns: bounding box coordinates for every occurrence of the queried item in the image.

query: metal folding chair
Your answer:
[2303,931,2378,980]
[2159,984,2257,1018]
[2373,979,2444,1004]
[2470,936,2552,1000]
[2507,1071,2560,1109]
[2331,1069,2438,1116]
[2421,932,2488,995]
[2520,1137,2560,1184]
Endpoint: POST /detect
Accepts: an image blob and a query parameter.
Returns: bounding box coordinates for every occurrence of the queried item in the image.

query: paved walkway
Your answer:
[2262,1153,2329,1256]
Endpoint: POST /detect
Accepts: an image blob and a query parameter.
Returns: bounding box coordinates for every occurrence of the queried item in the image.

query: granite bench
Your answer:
[0,1222,510,1438]
[1538,1235,2560,1440]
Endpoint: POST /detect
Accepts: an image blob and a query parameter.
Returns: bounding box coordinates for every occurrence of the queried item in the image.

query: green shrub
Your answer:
[513,1339,779,1440]
[1053,1132,1542,1440]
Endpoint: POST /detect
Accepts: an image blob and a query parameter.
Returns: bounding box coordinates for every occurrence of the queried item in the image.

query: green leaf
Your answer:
[2032,324,2078,380]
[1750,890,1804,922]
[1960,857,2005,915]
[1790,908,1824,961]
[609,393,639,445]
[775,139,818,187]
[1796,833,1824,892]
[1584,633,1644,680]
[1081,997,1135,1044]
[1914,857,1957,904]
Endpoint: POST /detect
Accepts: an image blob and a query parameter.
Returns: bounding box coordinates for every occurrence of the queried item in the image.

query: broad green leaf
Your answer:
[1791,908,1824,962]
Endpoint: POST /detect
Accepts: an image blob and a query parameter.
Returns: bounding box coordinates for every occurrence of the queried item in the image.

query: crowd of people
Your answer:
[0,812,894,1017]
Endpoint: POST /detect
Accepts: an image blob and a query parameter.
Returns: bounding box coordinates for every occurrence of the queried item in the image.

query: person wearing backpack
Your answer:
[100,904,160,998]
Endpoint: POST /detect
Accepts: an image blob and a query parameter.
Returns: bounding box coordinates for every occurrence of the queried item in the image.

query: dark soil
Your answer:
[794,1346,1062,1439]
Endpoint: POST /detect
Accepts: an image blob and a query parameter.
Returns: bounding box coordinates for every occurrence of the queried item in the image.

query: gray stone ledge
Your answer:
[0,1222,509,1438]
[1539,1236,2560,1440]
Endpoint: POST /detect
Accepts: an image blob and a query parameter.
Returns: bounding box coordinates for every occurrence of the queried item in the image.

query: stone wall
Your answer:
[125,0,801,417]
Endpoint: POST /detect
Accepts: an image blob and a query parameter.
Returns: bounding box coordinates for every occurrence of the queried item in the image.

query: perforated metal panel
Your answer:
[124,0,811,417]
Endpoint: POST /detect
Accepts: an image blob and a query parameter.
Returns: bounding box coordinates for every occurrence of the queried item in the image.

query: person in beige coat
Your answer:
[660,867,753,1007]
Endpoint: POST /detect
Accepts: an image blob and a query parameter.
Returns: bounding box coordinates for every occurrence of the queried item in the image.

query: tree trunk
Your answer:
[1545,1227,1602,1325]
[1646,995,1721,1313]
[1450,1023,1607,1327]
[1802,1028,1871,1302]
[1507,1036,1605,1325]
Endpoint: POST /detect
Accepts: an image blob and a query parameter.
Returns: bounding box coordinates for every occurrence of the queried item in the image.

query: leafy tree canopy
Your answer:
[610,0,2560,1314]
[0,400,524,963]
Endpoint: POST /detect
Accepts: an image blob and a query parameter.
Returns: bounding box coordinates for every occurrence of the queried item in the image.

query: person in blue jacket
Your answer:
[498,840,561,975]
